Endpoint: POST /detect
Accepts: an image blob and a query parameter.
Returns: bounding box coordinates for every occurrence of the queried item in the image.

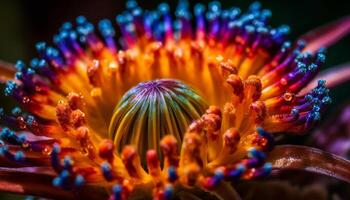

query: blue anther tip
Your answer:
[52,177,61,187]
[75,175,85,187]
[15,151,24,161]
[164,185,174,199]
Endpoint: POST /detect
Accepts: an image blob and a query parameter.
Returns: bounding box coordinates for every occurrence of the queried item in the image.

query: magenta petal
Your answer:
[0,60,14,83]
[301,16,350,53]
[299,62,350,95]
[267,145,350,183]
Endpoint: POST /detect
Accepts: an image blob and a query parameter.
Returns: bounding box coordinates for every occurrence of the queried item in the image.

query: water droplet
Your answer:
[80,148,89,156]
[42,146,52,156]
[22,96,30,104]
[280,78,288,86]
[22,142,30,149]
[17,116,27,129]
[283,92,294,102]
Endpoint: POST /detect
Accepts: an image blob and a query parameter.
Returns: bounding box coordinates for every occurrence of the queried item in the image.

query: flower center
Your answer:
[109,79,208,164]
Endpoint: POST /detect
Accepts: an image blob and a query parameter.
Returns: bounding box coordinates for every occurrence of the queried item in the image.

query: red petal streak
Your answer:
[299,62,350,95]
[267,145,350,183]
[301,16,350,53]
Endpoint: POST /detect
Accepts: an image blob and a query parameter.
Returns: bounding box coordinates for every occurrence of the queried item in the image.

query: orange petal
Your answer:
[0,60,15,83]
[301,16,350,53]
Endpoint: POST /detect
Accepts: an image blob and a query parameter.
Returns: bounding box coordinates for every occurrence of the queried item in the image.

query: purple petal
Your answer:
[312,103,350,158]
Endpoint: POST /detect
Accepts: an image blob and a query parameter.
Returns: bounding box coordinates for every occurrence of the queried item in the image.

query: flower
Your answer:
[0,1,349,199]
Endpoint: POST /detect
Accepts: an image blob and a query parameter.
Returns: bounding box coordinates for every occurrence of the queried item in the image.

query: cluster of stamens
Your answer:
[0,1,332,199]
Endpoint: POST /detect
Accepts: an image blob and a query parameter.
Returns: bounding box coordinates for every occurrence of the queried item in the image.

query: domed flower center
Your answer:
[109,79,208,164]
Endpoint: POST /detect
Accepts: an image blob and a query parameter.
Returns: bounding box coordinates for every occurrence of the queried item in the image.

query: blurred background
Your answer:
[0,0,349,199]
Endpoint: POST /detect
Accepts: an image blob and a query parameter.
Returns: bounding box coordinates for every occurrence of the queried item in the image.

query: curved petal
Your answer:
[0,60,15,83]
[0,148,51,168]
[0,167,108,199]
[301,16,350,53]
[267,145,350,183]
[0,167,74,199]
[299,62,350,95]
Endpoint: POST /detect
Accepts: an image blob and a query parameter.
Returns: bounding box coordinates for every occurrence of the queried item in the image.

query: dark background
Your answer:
[0,0,349,199]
